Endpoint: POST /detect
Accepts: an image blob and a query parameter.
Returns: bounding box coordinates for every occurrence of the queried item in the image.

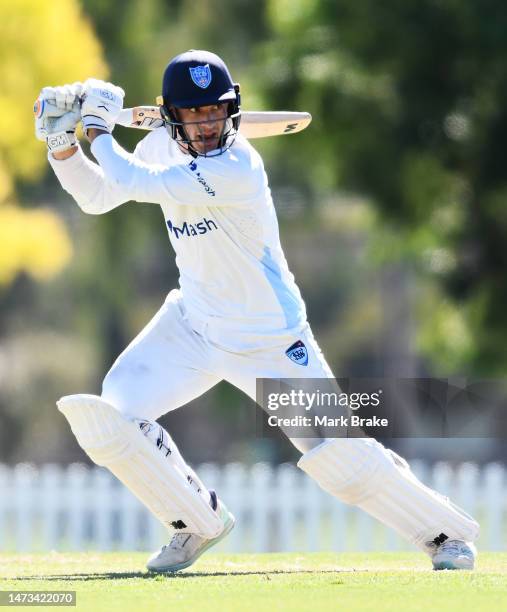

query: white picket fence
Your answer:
[0,462,505,552]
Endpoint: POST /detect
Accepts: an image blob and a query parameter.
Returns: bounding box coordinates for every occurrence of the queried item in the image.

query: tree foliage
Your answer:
[4,1,507,464]
[258,0,507,373]
[0,0,106,284]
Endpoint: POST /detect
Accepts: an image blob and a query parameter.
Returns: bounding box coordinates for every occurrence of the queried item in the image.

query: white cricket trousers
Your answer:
[99,290,480,549]
[101,289,332,451]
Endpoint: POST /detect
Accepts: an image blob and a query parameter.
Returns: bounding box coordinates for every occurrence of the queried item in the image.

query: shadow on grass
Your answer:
[14,568,361,582]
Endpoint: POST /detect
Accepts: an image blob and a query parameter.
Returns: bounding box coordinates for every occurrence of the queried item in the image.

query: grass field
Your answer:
[1,552,506,612]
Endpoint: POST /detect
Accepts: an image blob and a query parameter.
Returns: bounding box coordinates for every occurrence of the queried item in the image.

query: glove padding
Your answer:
[37,82,84,113]
[36,102,81,153]
[81,78,124,136]
[34,82,83,153]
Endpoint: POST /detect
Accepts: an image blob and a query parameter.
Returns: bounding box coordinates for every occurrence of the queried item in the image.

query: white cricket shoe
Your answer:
[431,539,477,570]
[146,495,235,573]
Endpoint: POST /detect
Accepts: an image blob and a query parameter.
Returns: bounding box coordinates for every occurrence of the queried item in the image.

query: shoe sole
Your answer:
[147,512,235,573]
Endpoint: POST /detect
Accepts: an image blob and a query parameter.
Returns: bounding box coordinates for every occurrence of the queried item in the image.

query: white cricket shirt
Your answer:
[49,129,308,350]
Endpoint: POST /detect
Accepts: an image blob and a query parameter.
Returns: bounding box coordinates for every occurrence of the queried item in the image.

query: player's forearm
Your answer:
[52,146,79,160]
[50,128,107,160]
[49,146,131,215]
[87,128,110,143]
[90,133,166,205]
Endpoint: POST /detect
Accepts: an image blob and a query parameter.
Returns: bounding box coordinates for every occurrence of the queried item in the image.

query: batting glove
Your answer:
[34,83,83,153]
[81,78,124,136]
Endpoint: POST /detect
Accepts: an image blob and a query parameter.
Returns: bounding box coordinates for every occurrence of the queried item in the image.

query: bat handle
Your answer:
[117,108,134,128]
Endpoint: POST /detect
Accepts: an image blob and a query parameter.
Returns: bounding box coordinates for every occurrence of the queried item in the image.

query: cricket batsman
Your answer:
[35,50,479,571]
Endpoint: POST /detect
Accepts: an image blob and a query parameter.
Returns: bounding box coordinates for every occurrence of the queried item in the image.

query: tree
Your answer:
[0,0,107,285]
[258,0,507,374]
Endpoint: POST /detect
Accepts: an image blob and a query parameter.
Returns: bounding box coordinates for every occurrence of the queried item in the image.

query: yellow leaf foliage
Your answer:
[0,1,107,285]
[0,205,73,284]
[0,0,108,185]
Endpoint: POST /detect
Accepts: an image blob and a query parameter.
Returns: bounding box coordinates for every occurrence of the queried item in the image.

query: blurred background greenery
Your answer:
[1,0,506,465]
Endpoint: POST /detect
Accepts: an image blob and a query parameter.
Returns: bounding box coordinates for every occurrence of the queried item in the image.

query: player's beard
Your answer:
[190,120,225,154]
[178,116,229,156]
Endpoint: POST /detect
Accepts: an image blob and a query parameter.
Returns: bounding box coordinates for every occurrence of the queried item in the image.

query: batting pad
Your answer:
[297,439,479,553]
[57,394,223,538]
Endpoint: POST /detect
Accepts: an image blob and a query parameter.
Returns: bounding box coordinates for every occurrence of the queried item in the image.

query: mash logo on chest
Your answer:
[166,216,219,239]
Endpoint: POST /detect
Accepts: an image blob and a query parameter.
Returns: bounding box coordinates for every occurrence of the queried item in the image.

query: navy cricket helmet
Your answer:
[159,50,241,156]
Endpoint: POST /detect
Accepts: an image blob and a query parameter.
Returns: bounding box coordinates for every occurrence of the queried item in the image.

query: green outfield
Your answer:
[1,552,506,612]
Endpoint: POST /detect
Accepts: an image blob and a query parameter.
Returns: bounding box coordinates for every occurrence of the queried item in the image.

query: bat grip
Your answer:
[117,108,134,128]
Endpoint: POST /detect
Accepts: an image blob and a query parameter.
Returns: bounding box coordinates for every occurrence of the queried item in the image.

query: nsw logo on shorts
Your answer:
[285,340,308,366]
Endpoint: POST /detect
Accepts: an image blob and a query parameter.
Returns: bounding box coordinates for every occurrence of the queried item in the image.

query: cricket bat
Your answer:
[116,106,312,139]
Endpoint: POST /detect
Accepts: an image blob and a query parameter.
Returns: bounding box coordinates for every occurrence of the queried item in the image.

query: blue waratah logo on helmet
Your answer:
[189,64,212,89]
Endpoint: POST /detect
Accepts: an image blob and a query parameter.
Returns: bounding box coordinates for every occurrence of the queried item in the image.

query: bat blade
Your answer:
[240,111,312,138]
[116,107,312,138]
